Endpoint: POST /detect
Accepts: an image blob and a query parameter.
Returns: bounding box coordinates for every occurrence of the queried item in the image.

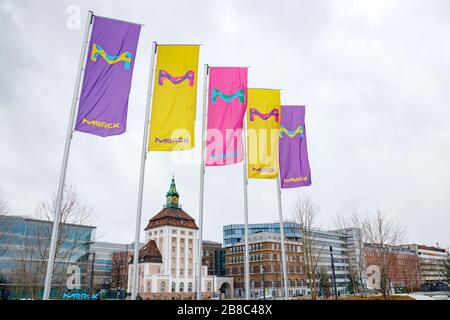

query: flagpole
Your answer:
[131,41,157,300]
[196,64,209,300]
[242,114,251,300]
[43,10,94,300]
[276,175,289,300]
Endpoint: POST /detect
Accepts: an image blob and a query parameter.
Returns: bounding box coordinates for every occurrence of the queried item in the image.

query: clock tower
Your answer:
[165,175,180,209]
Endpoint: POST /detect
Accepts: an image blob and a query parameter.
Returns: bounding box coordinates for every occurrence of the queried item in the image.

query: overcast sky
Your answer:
[1,0,449,248]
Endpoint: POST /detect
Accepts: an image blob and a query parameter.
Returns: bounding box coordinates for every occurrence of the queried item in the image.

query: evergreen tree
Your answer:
[318,268,331,299]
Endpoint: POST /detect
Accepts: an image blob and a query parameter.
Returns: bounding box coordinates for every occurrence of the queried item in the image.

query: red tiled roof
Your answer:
[144,207,198,230]
[130,240,162,264]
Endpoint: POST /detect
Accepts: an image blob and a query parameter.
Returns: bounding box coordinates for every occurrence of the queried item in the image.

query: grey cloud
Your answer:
[0,0,449,248]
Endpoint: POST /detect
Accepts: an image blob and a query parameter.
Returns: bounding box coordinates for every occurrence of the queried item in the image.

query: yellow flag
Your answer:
[247,89,281,179]
[148,45,200,151]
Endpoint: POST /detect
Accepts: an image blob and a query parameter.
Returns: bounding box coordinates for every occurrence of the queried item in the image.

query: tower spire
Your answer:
[165,175,180,208]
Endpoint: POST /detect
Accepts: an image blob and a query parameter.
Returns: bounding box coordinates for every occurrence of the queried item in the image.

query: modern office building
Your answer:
[89,241,143,292]
[223,222,364,295]
[0,215,95,299]
[223,223,301,247]
[202,240,226,276]
[225,232,306,298]
[401,244,449,283]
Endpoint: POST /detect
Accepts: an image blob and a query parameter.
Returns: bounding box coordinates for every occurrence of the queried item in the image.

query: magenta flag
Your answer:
[75,16,141,137]
[205,67,247,166]
[279,106,312,188]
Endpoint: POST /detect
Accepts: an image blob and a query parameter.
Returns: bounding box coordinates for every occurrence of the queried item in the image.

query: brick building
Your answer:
[225,231,306,298]
[364,244,421,293]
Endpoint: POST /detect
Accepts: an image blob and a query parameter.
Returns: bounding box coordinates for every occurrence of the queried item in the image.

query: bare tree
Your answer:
[0,190,9,259]
[292,196,324,300]
[362,210,405,300]
[0,190,7,217]
[12,186,93,299]
[335,208,366,296]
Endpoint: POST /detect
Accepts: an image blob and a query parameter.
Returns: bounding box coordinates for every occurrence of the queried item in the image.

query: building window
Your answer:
[171,282,176,292]
[207,282,212,292]
[180,282,184,292]
[188,282,192,292]
[160,281,166,292]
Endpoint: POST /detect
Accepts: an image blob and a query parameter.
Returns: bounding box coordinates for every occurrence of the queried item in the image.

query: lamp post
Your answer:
[262,266,266,300]
[329,246,338,300]
[89,252,96,296]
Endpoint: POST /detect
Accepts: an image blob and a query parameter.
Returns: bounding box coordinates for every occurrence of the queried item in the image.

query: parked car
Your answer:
[420,282,450,292]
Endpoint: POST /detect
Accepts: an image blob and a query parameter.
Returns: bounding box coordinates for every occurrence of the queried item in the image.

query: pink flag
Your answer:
[206,67,248,166]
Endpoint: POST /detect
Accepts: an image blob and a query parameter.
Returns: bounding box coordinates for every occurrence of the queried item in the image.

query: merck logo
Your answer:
[82,118,120,129]
[62,293,101,300]
[252,167,275,173]
[284,177,308,183]
[155,137,190,144]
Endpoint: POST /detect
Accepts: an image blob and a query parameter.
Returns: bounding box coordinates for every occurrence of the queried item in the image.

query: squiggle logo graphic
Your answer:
[91,43,132,70]
[280,125,304,138]
[210,151,239,159]
[249,108,279,122]
[158,70,195,86]
[211,88,245,103]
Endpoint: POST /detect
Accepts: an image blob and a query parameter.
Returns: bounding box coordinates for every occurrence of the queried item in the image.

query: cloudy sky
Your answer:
[1,0,449,248]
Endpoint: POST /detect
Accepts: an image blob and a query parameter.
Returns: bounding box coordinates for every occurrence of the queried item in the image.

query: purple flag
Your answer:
[75,16,141,137]
[279,106,312,188]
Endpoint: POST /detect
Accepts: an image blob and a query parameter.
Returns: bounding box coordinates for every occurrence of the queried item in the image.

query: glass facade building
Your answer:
[223,223,301,247]
[0,215,95,299]
[89,241,142,292]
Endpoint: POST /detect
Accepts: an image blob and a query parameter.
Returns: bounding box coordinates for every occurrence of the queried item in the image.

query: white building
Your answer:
[128,177,233,299]
[403,244,449,283]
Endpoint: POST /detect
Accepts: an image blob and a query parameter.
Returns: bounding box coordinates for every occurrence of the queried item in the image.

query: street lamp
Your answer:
[89,252,96,295]
[262,266,266,300]
[329,246,338,300]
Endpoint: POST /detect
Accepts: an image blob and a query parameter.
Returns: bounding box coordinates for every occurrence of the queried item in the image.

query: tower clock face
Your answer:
[172,196,179,204]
